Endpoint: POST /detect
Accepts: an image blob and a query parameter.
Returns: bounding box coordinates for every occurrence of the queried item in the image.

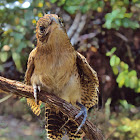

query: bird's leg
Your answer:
[33,84,41,105]
[75,102,87,134]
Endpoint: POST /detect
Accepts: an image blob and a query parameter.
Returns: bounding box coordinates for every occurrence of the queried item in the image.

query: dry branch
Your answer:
[0,76,104,140]
[70,14,87,45]
[67,12,82,39]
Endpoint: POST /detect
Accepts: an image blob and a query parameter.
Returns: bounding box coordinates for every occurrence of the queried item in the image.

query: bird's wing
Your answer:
[76,52,99,109]
[24,48,36,85]
[25,48,41,116]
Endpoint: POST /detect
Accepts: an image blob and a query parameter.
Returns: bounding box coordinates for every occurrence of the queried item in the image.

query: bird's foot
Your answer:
[33,85,41,105]
[75,102,87,135]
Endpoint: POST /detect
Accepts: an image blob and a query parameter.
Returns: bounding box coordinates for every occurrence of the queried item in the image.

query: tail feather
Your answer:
[27,99,84,139]
[45,105,65,140]
[27,98,42,116]
[65,120,83,139]
[45,105,83,140]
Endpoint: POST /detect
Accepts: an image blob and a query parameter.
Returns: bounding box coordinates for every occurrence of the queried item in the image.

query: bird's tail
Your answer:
[45,104,83,140]
[27,98,42,116]
[65,119,83,140]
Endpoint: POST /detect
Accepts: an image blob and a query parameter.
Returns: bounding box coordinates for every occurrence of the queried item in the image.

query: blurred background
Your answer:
[0,0,140,140]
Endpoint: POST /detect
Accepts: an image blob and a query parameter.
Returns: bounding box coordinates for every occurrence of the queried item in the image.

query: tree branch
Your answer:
[0,76,104,140]
[67,12,82,39]
[115,32,135,68]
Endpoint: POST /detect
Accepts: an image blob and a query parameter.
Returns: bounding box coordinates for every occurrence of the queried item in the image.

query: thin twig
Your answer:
[67,12,82,39]
[71,14,87,45]
[78,32,99,41]
[115,32,135,68]
[0,94,13,103]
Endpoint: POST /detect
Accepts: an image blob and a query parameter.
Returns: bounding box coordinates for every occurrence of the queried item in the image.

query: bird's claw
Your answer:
[33,85,41,105]
[75,102,87,135]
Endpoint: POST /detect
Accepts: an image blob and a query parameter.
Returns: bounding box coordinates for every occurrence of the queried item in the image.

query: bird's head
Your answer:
[36,14,64,42]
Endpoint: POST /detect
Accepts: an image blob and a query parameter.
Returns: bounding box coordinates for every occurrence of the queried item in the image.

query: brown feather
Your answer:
[24,48,42,116]
[25,14,99,139]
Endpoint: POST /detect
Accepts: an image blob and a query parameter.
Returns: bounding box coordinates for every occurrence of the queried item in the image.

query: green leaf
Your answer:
[118,125,131,132]
[110,55,120,67]
[81,5,90,13]
[110,55,116,66]
[106,52,112,56]
[106,47,117,56]
[0,52,8,62]
[132,0,139,2]
[128,70,137,77]
[124,0,129,5]
[112,66,119,75]
[58,0,66,6]
[20,97,26,103]
[116,71,128,88]
[124,63,129,70]
[64,6,79,14]
[129,76,138,89]
[104,20,112,29]
[135,80,140,93]
[17,42,26,53]
[24,11,33,21]
[120,61,129,70]
[135,87,140,93]
[115,19,121,26]
[118,78,125,88]
[115,56,120,65]
[105,98,112,120]
[13,32,23,41]
[122,18,129,28]
[50,0,58,3]
[124,75,130,87]
[112,9,120,17]
[12,52,22,71]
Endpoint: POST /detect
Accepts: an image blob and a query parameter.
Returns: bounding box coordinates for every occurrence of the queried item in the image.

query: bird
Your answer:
[24,14,99,140]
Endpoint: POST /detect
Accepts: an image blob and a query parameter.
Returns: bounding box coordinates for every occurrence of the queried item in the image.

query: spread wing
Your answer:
[24,48,41,116]
[76,52,99,109]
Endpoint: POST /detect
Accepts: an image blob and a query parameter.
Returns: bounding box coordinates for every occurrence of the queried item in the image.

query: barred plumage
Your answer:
[24,14,99,140]
[77,52,99,109]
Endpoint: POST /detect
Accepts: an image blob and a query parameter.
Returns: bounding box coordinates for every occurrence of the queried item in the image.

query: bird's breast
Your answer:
[31,51,77,95]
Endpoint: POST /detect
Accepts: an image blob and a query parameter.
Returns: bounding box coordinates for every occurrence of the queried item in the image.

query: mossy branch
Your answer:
[0,76,104,140]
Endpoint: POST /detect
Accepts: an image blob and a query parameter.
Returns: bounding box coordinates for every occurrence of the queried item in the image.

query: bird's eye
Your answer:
[40,26,45,33]
[58,18,63,25]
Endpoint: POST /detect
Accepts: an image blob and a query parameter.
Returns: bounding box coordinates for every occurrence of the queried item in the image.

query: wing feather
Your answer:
[24,48,41,116]
[24,48,36,85]
[76,52,99,109]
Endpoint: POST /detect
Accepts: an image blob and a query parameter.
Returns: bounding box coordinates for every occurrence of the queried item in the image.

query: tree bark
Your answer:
[0,76,104,140]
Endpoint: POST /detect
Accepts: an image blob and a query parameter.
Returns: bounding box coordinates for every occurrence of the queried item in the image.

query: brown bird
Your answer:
[24,14,99,140]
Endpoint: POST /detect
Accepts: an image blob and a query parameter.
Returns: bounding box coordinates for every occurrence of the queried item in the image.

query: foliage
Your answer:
[104,0,140,29]
[50,0,139,29]
[107,47,140,93]
[0,0,139,72]
[0,0,51,72]
[50,0,104,14]
[107,99,140,140]
[0,1,139,139]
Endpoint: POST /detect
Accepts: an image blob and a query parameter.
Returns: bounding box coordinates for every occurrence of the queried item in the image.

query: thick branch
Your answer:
[0,76,104,140]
